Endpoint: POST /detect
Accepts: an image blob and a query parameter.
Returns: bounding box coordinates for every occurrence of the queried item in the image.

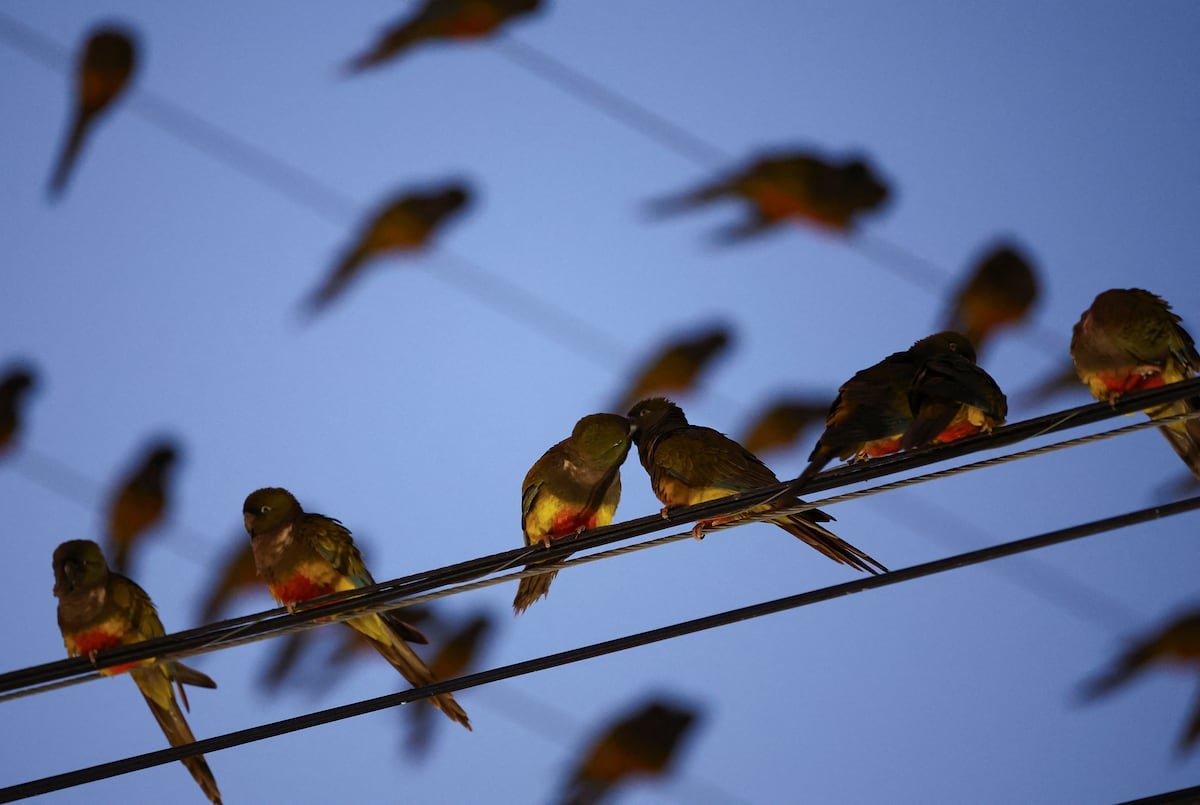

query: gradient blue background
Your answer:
[1,2,1199,803]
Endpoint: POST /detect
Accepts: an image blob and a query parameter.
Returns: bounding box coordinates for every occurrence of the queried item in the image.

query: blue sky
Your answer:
[2,2,1199,803]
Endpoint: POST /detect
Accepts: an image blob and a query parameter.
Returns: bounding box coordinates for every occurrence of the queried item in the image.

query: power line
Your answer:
[1118,784,1200,805]
[3,494,1198,803]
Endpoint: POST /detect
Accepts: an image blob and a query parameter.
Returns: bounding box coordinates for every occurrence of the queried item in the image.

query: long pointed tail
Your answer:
[1154,397,1200,481]
[772,513,886,574]
[513,562,559,615]
[133,670,222,804]
[353,618,471,730]
[48,108,93,198]
[1181,681,1200,753]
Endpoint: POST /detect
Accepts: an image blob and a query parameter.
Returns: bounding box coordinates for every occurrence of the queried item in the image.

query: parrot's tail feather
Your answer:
[361,622,472,730]
[513,567,558,615]
[1079,643,1156,702]
[900,403,958,452]
[774,514,887,574]
[1180,682,1200,753]
[172,662,217,690]
[1154,397,1200,481]
[791,444,835,493]
[47,109,92,198]
[560,776,611,805]
[136,676,223,804]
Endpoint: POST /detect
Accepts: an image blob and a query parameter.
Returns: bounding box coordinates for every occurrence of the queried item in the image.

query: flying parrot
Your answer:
[0,365,37,458]
[52,540,222,803]
[650,149,889,240]
[48,26,138,198]
[627,398,885,573]
[242,487,470,728]
[197,538,261,622]
[1081,610,1200,752]
[738,394,829,456]
[406,613,493,755]
[514,414,633,614]
[558,699,699,805]
[1071,288,1200,480]
[346,0,544,72]
[943,243,1039,351]
[796,331,975,485]
[306,183,471,314]
[613,324,732,412]
[105,439,180,574]
[901,341,1007,451]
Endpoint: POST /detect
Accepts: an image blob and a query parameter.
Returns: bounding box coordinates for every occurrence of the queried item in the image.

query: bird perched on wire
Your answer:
[943,243,1039,352]
[613,324,732,413]
[306,183,471,314]
[242,487,471,729]
[738,394,829,456]
[515,414,633,614]
[795,331,977,486]
[346,0,544,72]
[52,540,222,804]
[1081,609,1200,752]
[1071,288,1200,480]
[48,25,138,198]
[558,698,700,805]
[650,149,889,240]
[105,439,180,574]
[0,365,37,458]
[901,341,1007,451]
[627,398,885,573]
[406,613,494,755]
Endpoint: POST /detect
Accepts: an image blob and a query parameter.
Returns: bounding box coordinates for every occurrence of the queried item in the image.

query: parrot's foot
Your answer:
[659,506,672,519]
[86,650,100,668]
[691,520,713,540]
[540,537,554,549]
[285,601,297,615]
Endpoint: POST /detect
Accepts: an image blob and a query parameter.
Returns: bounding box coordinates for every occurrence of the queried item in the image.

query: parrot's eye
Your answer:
[260,505,271,514]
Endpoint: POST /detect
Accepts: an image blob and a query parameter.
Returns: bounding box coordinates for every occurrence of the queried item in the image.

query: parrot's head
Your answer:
[243,487,302,537]
[694,326,732,358]
[82,27,137,77]
[911,331,976,364]
[641,701,700,741]
[52,539,109,597]
[430,184,472,218]
[626,398,688,442]
[840,157,890,212]
[145,441,179,471]
[570,413,633,467]
[1,366,36,398]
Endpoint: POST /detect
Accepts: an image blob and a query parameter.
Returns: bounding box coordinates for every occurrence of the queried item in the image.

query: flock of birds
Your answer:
[6,1,1200,803]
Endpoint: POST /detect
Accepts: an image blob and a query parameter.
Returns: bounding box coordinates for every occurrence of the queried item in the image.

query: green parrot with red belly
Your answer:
[52,540,222,804]
[242,487,470,729]
[1071,288,1200,480]
[943,243,1039,352]
[901,340,1007,451]
[514,414,633,614]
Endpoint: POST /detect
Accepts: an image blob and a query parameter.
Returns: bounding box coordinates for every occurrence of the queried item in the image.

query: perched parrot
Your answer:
[52,540,222,804]
[0,365,37,458]
[901,342,1007,451]
[651,149,889,240]
[346,0,544,72]
[514,414,633,614]
[627,398,885,573]
[1071,288,1200,480]
[242,487,470,728]
[306,184,471,314]
[613,325,732,412]
[559,699,699,805]
[1082,610,1200,752]
[943,243,1039,351]
[198,538,261,622]
[105,439,180,574]
[797,331,974,484]
[407,613,493,755]
[48,26,138,198]
[739,394,829,456]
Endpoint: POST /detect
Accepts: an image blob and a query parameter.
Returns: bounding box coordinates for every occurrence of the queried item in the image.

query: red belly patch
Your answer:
[1099,371,1164,394]
[548,509,599,539]
[934,421,984,444]
[862,436,903,458]
[271,574,337,606]
[70,629,141,675]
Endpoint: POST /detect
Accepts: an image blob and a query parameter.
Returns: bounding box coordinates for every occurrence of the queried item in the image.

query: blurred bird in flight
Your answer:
[406,613,494,755]
[105,439,180,574]
[612,324,731,413]
[738,394,829,456]
[943,242,1039,352]
[0,364,37,458]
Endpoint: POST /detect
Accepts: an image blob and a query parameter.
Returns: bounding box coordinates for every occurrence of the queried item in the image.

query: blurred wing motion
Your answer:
[53,540,222,803]
[1071,288,1200,480]
[944,242,1039,351]
[0,364,37,458]
[650,149,889,240]
[48,26,138,198]
[613,324,732,412]
[306,183,471,314]
[628,397,885,573]
[105,439,180,574]
[407,613,493,755]
[346,0,543,72]
[739,394,830,455]
[559,699,700,805]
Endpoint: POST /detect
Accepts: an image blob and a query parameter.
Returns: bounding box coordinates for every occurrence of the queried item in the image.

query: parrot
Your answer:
[558,699,699,805]
[797,331,975,485]
[306,183,471,314]
[1071,288,1200,480]
[650,149,889,240]
[48,26,138,198]
[943,243,1039,351]
[242,487,470,728]
[52,540,222,803]
[901,342,1008,451]
[613,325,732,412]
[105,439,180,574]
[406,613,493,755]
[346,0,544,72]
[739,394,829,455]
[198,538,261,622]
[514,413,633,614]
[0,365,37,458]
[627,398,885,573]
[1081,610,1200,752]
